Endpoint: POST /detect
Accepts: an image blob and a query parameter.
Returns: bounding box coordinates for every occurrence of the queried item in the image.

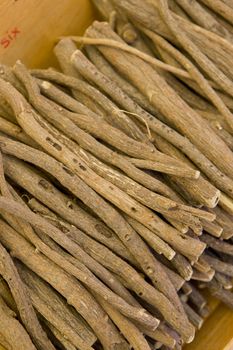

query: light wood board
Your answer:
[0,0,95,68]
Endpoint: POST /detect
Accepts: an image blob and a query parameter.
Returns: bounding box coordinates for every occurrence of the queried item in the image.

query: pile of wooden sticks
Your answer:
[0,0,233,349]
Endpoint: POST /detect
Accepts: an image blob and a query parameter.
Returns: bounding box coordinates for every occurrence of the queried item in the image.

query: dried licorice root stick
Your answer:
[0,100,16,124]
[156,0,233,131]
[0,220,129,350]
[88,23,233,182]
[136,324,176,348]
[30,200,194,343]
[7,176,139,315]
[92,0,152,55]
[39,230,137,350]
[37,79,200,180]
[201,234,233,255]
[0,278,17,313]
[85,46,157,114]
[114,0,233,78]
[192,267,215,282]
[211,205,233,237]
[26,201,133,266]
[9,164,134,264]
[34,202,182,315]
[68,52,227,207]
[187,284,208,311]
[18,63,197,178]
[127,157,199,179]
[0,115,37,148]
[181,301,204,330]
[18,69,183,199]
[96,296,151,350]
[0,152,151,328]
[0,64,25,95]
[219,192,233,216]
[0,136,182,267]
[174,0,233,39]
[0,242,56,350]
[140,25,233,124]
[199,0,233,25]
[35,231,133,350]
[17,263,97,349]
[44,322,76,350]
[31,64,220,209]
[215,272,233,290]
[34,72,108,122]
[36,75,136,137]
[35,200,179,302]
[0,150,55,350]
[38,223,139,310]
[1,79,206,262]
[29,199,183,306]
[62,36,190,79]
[17,267,95,350]
[152,135,221,211]
[0,196,159,330]
[171,254,193,281]
[207,279,233,309]
[0,137,201,257]
[0,200,134,348]
[0,295,36,350]
[210,123,233,151]
[201,220,223,238]
[2,152,133,264]
[32,56,155,117]
[21,200,138,313]
[54,39,154,142]
[141,21,233,137]
[73,30,223,207]
[1,190,190,334]
[193,255,212,274]
[32,67,154,137]
[205,254,233,276]
[36,120,206,260]
[38,84,198,182]
[1,82,198,341]
[51,214,183,293]
[22,158,175,260]
[46,128,208,226]
[32,81,191,219]
[125,216,175,260]
[54,38,146,143]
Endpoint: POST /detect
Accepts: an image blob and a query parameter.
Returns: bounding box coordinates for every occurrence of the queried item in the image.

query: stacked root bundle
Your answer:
[0,1,233,349]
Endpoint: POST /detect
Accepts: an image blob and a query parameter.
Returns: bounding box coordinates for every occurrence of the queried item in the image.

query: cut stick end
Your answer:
[194,170,200,179]
[41,81,51,90]
[70,49,81,64]
[167,250,176,261]
[151,318,160,331]
[197,319,204,330]
[185,325,196,344]
[207,190,221,209]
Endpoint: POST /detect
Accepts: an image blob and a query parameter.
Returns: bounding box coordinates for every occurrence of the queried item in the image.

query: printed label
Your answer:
[0,27,21,49]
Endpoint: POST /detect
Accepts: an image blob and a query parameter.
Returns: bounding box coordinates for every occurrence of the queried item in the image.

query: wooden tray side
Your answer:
[184,303,233,350]
[0,1,232,349]
[0,0,95,68]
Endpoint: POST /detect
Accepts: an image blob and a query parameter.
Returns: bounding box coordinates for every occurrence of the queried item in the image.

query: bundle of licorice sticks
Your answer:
[0,0,233,349]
